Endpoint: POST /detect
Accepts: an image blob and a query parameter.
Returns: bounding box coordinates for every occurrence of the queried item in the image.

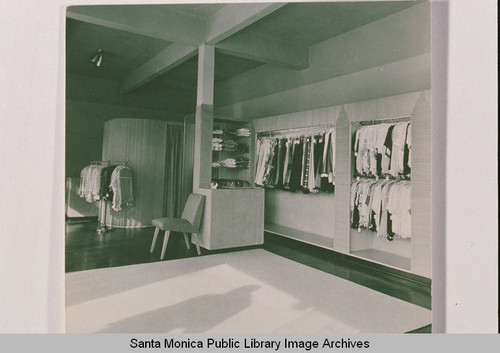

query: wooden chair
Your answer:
[150,193,205,259]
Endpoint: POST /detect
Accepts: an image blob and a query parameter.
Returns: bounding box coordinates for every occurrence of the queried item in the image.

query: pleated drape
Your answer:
[102,118,167,228]
[181,119,195,209]
[163,125,184,218]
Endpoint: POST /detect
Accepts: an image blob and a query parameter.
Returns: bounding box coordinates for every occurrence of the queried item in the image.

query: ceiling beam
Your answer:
[205,3,287,44]
[87,3,305,93]
[66,6,205,46]
[119,43,197,94]
[217,31,309,70]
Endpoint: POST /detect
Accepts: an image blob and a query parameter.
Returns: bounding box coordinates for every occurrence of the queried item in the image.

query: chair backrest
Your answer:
[181,193,205,230]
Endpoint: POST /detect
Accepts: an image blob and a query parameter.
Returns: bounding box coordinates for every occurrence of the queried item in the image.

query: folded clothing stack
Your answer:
[211,157,249,169]
[221,139,238,151]
[212,137,223,151]
[212,137,249,152]
[222,127,251,137]
[210,178,250,189]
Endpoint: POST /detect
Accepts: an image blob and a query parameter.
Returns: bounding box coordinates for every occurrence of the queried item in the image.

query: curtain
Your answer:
[163,125,184,218]
[181,118,195,209]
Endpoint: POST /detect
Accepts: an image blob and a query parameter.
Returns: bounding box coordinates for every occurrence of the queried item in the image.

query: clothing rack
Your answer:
[90,160,128,166]
[357,116,411,125]
[355,174,411,182]
[354,117,412,181]
[90,160,128,233]
[257,124,334,138]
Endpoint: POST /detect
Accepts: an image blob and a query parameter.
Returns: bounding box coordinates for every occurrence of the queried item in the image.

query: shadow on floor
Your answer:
[96,285,260,333]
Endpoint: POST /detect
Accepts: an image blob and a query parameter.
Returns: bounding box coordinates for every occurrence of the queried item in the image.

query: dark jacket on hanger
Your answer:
[287,138,303,191]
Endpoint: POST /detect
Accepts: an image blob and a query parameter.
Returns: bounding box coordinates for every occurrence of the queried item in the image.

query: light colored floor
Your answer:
[66,249,431,333]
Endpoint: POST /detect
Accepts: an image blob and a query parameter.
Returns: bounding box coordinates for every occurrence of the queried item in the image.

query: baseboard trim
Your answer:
[264,231,431,286]
[264,232,431,309]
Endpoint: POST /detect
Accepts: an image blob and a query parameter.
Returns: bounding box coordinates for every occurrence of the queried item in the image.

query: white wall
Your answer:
[65,99,181,177]
[435,0,498,333]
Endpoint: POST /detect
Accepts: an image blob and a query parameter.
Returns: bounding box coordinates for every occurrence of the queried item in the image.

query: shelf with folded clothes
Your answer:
[210,178,251,189]
[212,122,254,181]
[211,156,250,169]
[212,137,250,153]
[213,126,252,139]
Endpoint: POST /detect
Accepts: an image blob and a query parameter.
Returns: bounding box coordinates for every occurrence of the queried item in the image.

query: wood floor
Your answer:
[65,220,431,333]
[65,220,200,273]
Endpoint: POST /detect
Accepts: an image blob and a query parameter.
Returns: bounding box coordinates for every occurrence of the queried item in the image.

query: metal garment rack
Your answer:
[257,124,335,139]
[90,160,128,234]
[357,116,411,125]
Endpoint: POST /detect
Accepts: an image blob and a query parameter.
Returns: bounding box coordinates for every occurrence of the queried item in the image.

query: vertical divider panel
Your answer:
[410,93,432,278]
[333,107,350,254]
[181,115,195,208]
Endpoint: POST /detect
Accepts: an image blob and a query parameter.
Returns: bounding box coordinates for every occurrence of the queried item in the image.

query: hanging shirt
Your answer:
[329,130,336,184]
[389,122,410,177]
[110,166,134,212]
[288,138,303,191]
[283,138,296,189]
[254,139,273,186]
[382,125,395,175]
[406,123,412,171]
[313,134,324,190]
[307,135,318,193]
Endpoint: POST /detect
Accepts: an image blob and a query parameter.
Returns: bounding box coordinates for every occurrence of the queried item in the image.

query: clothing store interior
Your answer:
[65,1,432,334]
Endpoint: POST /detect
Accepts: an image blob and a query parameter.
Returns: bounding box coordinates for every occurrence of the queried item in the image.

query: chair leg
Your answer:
[182,232,191,250]
[160,230,170,260]
[150,227,159,253]
[193,233,201,255]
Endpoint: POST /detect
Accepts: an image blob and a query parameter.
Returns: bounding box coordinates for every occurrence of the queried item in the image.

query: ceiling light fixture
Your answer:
[89,50,103,67]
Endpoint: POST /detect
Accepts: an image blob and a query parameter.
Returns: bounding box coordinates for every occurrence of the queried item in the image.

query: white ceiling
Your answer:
[246,1,418,46]
[66,18,171,80]
[66,2,421,115]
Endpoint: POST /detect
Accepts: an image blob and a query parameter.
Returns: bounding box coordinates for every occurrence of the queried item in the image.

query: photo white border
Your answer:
[0,0,497,334]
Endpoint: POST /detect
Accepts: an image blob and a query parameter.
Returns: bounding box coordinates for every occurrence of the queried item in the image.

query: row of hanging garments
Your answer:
[79,163,134,212]
[353,121,411,178]
[255,128,335,193]
[350,178,411,240]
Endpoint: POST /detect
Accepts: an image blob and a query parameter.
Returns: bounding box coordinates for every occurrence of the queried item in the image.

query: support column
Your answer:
[193,44,215,189]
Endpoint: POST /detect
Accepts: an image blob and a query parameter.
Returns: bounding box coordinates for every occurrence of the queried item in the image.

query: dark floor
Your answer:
[65,219,431,333]
[65,220,203,273]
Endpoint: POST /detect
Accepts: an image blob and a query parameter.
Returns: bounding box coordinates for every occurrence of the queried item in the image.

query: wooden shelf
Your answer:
[350,249,411,271]
[264,223,334,249]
